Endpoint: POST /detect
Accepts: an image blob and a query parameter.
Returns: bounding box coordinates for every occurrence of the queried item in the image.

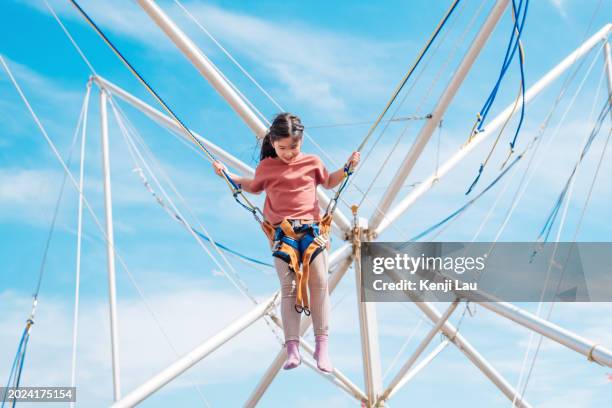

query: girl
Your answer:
[213,112,359,372]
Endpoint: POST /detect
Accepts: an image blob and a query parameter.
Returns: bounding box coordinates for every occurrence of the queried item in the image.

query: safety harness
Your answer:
[261,214,333,315]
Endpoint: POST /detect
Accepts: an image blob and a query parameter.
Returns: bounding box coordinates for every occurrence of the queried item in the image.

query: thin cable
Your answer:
[0,64,88,408]
[354,0,462,155]
[493,42,604,244]
[70,81,92,408]
[109,99,285,345]
[306,115,432,130]
[173,0,271,125]
[43,0,97,75]
[382,319,425,380]
[409,153,524,242]
[534,101,610,246]
[110,99,258,304]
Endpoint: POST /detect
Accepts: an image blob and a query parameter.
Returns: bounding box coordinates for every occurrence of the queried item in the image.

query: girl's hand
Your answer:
[346,151,360,170]
[212,160,226,177]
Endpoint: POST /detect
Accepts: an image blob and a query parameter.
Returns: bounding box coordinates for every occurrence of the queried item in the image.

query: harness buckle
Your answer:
[294,304,311,315]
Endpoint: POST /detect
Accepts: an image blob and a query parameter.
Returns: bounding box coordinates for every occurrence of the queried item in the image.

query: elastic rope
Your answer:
[354,0,476,210]
[68,0,262,220]
[355,0,462,155]
[325,0,462,216]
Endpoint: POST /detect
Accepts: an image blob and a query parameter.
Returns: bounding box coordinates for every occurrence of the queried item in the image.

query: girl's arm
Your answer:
[323,152,360,189]
[212,161,260,193]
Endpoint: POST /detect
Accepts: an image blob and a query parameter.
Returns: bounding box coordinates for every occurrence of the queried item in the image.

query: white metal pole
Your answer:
[604,41,612,108]
[381,299,459,402]
[244,253,353,408]
[112,295,277,408]
[353,219,383,406]
[411,299,532,408]
[369,0,510,233]
[136,0,264,136]
[100,89,121,401]
[381,340,450,402]
[472,299,612,367]
[93,76,254,176]
[383,267,532,407]
[70,83,91,408]
[375,23,612,236]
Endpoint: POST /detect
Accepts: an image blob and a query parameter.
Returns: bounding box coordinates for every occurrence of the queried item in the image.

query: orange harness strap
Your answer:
[261,214,333,314]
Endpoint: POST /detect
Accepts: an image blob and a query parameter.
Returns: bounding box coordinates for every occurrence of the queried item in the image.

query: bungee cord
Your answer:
[323,0,464,219]
[46,0,285,347]
[69,81,91,408]
[341,0,464,203]
[491,42,605,245]
[67,0,264,224]
[172,0,438,226]
[305,115,432,130]
[354,0,485,212]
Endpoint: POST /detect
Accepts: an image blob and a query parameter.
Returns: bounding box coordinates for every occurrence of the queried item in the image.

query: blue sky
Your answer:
[1,0,612,407]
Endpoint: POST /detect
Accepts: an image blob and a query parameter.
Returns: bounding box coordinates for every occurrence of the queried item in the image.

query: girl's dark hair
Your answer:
[260,113,304,161]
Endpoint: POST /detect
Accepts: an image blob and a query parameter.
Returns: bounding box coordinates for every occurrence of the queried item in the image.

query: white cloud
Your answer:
[0,282,282,406]
[0,56,84,107]
[548,0,569,20]
[18,0,168,47]
[177,2,400,119]
[0,168,61,205]
[21,0,403,120]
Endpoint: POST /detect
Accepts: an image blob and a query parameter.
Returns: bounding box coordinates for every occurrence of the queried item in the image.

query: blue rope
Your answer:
[476,0,529,130]
[188,224,273,268]
[465,0,529,195]
[410,153,523,242]
[2,325,30,408]
[509,25,527,152]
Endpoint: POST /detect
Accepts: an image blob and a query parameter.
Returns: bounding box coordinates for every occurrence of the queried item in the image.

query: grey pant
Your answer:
[274,250,330,342]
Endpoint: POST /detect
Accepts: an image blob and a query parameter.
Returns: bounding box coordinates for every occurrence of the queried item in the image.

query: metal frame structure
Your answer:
[99,89,122,401]
[71,1,612,406]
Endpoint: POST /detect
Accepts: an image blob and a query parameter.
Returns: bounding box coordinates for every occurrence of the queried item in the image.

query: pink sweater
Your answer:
[241,153,329,224]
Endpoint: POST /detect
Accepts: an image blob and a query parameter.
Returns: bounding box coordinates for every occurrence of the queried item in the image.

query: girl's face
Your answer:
[273,137,302,164]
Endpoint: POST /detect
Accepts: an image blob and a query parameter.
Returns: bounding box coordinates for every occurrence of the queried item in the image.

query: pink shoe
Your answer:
[313,335,333,373]
[283,340,301,370]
